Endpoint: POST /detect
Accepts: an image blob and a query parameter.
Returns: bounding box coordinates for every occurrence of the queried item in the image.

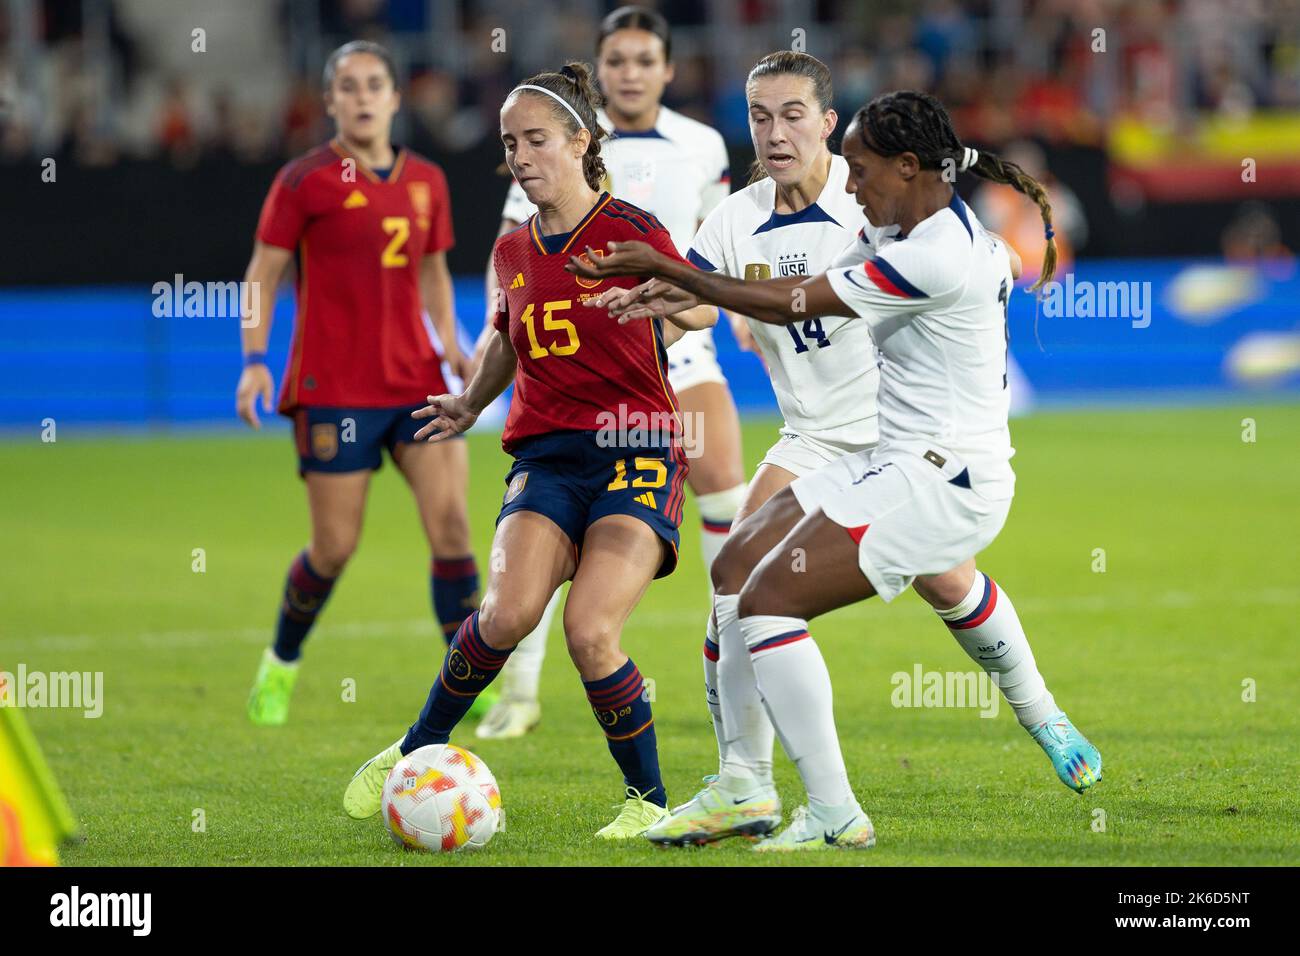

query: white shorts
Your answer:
[666,327,727,393]
[790,445,1012,603]
[759,430,875,479]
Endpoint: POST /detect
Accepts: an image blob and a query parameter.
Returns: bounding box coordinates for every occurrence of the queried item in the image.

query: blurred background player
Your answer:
[240,41,487,725]
[473,6,749,741]
[345,62,696,838]
[586,50,881,804]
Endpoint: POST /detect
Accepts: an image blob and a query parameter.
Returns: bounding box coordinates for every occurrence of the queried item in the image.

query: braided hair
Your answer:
[854,90,1057,291]
[513,61,610,191]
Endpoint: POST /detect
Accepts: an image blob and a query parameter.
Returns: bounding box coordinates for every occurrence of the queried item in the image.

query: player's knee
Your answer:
[308,534,358,577]
[477,598,542,649]
[710,531,751,594]
[736,562,789,619]
[914,563,977,610]
[428,505,471,555]
[562,619,619,672]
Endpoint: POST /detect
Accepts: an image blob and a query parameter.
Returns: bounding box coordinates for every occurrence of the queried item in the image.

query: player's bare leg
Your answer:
[344,511,573,818]
[562,514,672,837]
[248,470,371,726]
[913,561,1102,792]
[735,507,877,850]
[303,470,372,577]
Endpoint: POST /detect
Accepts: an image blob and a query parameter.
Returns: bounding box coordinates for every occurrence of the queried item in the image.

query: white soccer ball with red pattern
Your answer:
[382,744,503,852]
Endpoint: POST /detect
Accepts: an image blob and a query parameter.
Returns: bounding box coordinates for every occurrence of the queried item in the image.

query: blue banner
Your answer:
[1,258,1297,429]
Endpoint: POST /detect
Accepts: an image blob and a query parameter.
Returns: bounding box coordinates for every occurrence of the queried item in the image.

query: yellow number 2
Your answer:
[381,217,410,268]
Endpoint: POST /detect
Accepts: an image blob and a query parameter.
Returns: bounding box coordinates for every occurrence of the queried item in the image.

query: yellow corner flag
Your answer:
[0,668,80,866]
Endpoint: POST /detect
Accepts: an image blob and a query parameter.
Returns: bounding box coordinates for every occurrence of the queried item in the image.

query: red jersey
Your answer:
[256,140,455,413]
[492,193,689,453]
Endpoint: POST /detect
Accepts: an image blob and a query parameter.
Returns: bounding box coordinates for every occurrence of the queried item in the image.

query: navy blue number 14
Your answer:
[787,318,830,354]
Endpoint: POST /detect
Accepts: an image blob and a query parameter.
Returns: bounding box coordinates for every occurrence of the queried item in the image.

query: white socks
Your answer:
[937,572,1058,728]
[695,485,745,585]
[713,593,775,787]
[500,588,562,701]
[696,485,746,775]
[738,614,854,814]
[703,606,726,770]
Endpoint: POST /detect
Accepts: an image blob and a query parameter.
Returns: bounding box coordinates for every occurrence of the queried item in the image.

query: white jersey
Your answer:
[688,155,878,448]
[501,105,730,254]
[827,192,1016,498]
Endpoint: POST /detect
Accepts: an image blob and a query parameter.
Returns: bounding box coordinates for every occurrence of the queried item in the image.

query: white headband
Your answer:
[512,84,587,131]
[959,147,980,172]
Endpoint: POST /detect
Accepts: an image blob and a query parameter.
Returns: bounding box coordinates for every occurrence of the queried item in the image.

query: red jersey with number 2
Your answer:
[491,193,690,453]
[256,140,455,413]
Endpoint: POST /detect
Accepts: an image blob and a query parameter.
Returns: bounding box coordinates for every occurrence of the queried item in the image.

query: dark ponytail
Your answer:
[855,90,1058,291]
[515,61,609,191]
[965,150,1058,291]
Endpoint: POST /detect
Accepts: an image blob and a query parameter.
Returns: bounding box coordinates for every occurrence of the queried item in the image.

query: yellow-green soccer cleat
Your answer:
[246,648,300,727]
[466,685,501,721]
[343,738,405,819]
[647,780,781,847]
[753,805,876,853]
[475,695,541,740]
[595,786,671,839]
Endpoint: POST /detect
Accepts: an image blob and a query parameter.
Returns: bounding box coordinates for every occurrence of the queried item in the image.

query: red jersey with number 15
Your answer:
[256,140,455,414]
[492,193,691,453]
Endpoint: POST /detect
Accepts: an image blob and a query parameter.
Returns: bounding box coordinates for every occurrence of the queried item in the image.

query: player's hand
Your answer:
[236,363,275,430]
[444,347,474,384]
[565,241,662,281]
[412,393,478,442]
[583,279,698,323]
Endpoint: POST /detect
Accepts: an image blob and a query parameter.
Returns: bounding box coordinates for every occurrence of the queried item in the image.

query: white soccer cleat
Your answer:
[474,696,541,740]
[646,779,781,846]
[753,804,876,853]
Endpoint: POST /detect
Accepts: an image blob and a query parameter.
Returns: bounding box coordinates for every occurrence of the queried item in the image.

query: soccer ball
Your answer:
[382,744,503,852]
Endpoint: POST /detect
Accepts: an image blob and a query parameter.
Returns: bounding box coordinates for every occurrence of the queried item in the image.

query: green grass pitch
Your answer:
[4,405,1298,866]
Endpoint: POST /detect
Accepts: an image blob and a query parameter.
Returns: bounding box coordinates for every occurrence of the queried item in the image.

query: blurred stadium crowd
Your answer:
[4,0,1299,166]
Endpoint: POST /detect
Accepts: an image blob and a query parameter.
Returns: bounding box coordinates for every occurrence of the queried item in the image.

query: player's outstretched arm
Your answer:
[566,240,848,325]
[412,328,518,442]
[583,279,717,329]
[236,240,293,430]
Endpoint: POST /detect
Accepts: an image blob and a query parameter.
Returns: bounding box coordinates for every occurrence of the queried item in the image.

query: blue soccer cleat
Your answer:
[1029,712,1102,792]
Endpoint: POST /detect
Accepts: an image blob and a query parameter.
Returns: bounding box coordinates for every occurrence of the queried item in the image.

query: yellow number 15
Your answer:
[520,300,580,358]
